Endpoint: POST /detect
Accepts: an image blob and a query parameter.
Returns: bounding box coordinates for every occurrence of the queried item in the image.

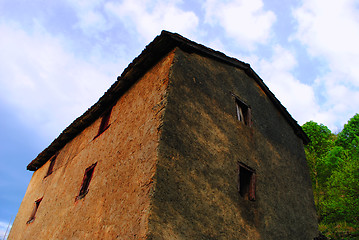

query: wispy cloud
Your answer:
[0,221,11,239]
[66,0,111,36]
[292,0,359,130]
[105,0,199,42]
[250,45,320,125]
[0,21,117,139]
[203,0,276,50]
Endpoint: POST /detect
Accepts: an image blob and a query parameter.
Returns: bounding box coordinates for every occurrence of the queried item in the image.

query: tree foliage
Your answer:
[302,121,335,219]
[336,114,359,151]
[302,121,334,159]
[302,114,359,239]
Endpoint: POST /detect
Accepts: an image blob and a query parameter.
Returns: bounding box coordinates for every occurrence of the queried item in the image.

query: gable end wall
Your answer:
[149,49,318,239]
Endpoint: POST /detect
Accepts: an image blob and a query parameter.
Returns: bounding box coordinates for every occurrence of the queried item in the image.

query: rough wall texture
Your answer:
[8,51,174,240]
[148,48,318,239]
[10,47,317,240]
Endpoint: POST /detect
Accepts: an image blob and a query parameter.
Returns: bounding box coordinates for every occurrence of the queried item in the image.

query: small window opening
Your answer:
[45,155,56,177]
[238,162,256,201]
[94,107,112,139]
[76,163,97,200]
[235,98,252,126]
[27,198,42,224]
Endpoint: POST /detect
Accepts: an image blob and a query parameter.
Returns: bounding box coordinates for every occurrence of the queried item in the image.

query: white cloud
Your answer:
[0,221,11,239]
[252,45,321,126]
[0,22,116,140]
[312,72,359,131]
[292,0,359,130]
[203,0,276,49]
[293,0,359,60]
[65,0,110,35]
[104,0,199,42]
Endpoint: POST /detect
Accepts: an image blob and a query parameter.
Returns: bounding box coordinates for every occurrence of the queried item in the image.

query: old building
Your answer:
[9,31,318,239]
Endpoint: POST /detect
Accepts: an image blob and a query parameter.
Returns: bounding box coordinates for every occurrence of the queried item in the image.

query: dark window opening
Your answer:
[76,163,97,200]
[235,98,252,126]
[44,155,57,177]
[238,162,256,201]
[27,198,42,224]
[94,107,112,139]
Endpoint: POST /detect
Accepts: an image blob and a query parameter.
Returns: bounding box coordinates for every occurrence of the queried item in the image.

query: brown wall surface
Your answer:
[8,51,174,240]
[149,49,318,239]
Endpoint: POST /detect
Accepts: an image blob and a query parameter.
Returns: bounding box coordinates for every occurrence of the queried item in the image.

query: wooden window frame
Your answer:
[26,197,43,224]
[76,163,97,201]
[234,97,252,126]
[238,162,256,201]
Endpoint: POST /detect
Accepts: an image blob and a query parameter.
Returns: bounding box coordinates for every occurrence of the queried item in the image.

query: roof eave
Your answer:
[27,30,309,171]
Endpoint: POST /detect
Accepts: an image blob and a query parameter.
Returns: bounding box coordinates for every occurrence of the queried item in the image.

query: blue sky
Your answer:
[1,0,359,237]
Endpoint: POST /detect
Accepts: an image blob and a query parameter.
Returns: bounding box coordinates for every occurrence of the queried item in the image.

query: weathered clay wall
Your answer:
[8,51,174,239]
[149,48,318,239]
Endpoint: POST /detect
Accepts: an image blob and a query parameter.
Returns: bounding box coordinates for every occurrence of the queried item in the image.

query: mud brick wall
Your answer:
[9,51,175,240]
[149,48,317,240]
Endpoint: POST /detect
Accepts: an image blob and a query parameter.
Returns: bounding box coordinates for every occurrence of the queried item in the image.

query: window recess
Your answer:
[234,96,252,126]
[94,107,112,139]
[44,154,57,177]
[238,162,256,201]
[27,197,43,224]
[76,163,97,200]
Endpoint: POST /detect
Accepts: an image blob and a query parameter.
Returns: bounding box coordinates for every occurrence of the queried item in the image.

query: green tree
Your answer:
[325,114,359,227]
[302,115,359,238]
[323,155,359,224]
[302,121,335,220]
[302,121,335,159]
[336,113,359,151]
